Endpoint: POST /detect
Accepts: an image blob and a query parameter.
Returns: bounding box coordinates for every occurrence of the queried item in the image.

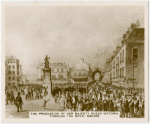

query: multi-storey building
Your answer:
[109,20,144,88]
[37,62,69,84]
[50,63,69,83]
[5,56,22,86]
[70,59,93,83]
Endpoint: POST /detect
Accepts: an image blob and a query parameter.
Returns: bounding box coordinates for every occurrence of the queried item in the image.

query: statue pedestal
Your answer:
[43,68,53,99]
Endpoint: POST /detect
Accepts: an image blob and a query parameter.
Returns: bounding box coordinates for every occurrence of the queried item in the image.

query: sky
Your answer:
[5,6,144,74]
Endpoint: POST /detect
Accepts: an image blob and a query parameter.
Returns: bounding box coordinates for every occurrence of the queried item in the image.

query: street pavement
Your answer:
[5,95,65,118]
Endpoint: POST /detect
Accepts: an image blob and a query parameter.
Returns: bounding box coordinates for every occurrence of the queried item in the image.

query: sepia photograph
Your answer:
[1,1,149,123]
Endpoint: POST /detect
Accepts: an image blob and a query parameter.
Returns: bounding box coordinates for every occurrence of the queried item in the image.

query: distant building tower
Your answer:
[50,62,69,84]
[5,56,21,86]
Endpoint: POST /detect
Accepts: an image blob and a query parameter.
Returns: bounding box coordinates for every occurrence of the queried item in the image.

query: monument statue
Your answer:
[43,55,52,100]
[44,55,50,68]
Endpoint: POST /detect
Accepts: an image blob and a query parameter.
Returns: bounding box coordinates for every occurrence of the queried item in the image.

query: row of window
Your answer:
[8,65,20,69]
[8,71,19,75]
[113,67,125,79]
[133,48,138,61]
[8,65,15,69]
[120,50,124,63]
[112,48,138,69]
[8,61,16,63]
[73,73,87,76]
[112,50,124,69]
[8,77,16,81]
[51,75,65,79]
[112,66,138,79]
[51,68,64,73]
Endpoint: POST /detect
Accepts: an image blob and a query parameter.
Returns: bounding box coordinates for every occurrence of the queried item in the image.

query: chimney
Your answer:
[123,34,126,41]
[111,55,114,60]
[113,50,116,55]
[126,28,131,39]
[121,40,125,46]
[136,20,140,27]
[131,23,136,31]
[116,44,120,52]
[130,20,140,31]
[126,28,131,34]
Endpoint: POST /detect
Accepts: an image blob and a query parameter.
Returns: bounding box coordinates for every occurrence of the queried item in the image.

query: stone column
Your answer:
[43,68,52,98]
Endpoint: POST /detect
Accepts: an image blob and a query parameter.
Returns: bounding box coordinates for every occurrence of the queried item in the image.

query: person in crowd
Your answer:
[85,98,92,111]
[97,98,103,111]
[31,88,33,99]
[10,91,15,105]
[55,93,59,103]
[134,97,139,117]
[24,88,28,100]
[129,98,134,117]
[92,97,97,111]
[66,93,72,111]
[15,92,23,112]
[113,98,118,111]
[124,99,130,118]
[41,99,50,109]
[60,93,66,108]
[109,99,114,111]
[6,91,10,105]
[103,97,107,111]
[72,93,77,111]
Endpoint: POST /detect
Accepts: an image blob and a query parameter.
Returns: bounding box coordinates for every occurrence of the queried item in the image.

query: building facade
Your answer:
[109,20,144,88]
[37,62,69,84]
[5,56,22,86]
[70,59,93,83]
[50,63,69,83]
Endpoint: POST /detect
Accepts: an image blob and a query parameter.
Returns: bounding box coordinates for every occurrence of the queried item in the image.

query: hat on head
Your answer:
[18,92,20,95]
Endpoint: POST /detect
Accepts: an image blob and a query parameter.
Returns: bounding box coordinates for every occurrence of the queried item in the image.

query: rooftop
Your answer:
[109,20,144,64]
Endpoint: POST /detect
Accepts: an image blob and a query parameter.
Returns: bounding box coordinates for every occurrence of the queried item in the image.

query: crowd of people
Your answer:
[5,85,49,112]
[5,83,145,118]
[54,84,144,118]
